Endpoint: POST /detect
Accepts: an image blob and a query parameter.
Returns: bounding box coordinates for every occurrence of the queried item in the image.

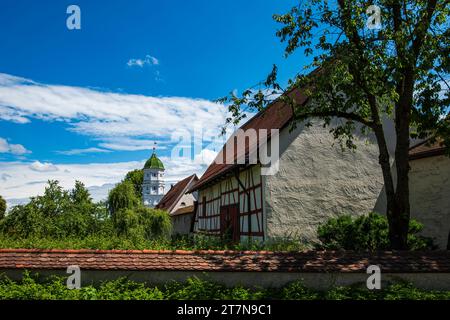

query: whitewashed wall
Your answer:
[263,121,384,244]
[171,192,196,214]
[409,155,450,248]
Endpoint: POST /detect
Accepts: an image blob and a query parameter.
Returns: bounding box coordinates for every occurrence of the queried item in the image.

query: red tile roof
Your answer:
[409,139,446,160]
[190,88,308,191]
[156,174,198,213]
[0,249,449,273]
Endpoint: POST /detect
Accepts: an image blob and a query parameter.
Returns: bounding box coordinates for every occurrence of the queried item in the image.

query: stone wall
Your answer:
[409,155,450,249]
[263,121,385,244]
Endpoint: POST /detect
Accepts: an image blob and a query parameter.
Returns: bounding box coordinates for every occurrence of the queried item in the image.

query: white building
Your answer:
[142,151,165,207]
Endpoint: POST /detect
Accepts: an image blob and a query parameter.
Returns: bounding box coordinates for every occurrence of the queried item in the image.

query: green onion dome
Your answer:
[144,152,164,170]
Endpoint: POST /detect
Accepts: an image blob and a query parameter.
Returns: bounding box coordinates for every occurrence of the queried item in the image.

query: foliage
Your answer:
[0,180,102,238]
[0,195,6,220]
[113,207,172,241]
[0,272,448,300]
[317,212,435,251]
[0,179,172,246]
[107,180,140,215]
[124,169,144,200]
[0,233,308,251]
[137,207,172,240]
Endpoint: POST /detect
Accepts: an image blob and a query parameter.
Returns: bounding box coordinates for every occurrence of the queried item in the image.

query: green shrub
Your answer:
[317,212,434,251]
[165,277,227,300]
[0,272,449,300]
[279,281,320,300]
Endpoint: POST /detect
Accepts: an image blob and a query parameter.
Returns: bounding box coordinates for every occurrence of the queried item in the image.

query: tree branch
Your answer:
[412,0,438,58]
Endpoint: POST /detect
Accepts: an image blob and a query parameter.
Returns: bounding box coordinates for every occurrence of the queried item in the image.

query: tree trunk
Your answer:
[390,121,411,250]
[390,70,414,250]
[372,124,399,247]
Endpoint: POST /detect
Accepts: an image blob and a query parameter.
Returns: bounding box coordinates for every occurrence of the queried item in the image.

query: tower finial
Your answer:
[153,141,157,154]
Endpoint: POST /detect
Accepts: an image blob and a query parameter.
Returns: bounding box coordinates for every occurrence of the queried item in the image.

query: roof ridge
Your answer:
[156,174,198,212]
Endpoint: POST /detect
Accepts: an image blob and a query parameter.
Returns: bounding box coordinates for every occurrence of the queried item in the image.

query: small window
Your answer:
[180,202,186,207]
[153,173,157,177]
[152,186,157,191]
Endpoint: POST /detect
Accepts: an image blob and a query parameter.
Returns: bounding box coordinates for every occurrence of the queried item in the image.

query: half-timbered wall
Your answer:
[193,165,264,242]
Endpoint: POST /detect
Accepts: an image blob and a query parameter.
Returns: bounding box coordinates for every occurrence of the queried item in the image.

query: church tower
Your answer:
[142,146,165,207]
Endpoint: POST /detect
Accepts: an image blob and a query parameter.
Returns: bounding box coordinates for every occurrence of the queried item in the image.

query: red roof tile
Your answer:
[190,88,308,191]
[156,174,198,212]
[0,249,449,273]
[409,139,446,160]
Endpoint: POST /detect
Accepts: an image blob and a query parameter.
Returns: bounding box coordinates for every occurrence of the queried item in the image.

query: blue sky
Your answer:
[0,0,308,203]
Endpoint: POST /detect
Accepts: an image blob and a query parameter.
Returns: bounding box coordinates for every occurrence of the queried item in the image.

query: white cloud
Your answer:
[1,173,11,181]
[0,73,228,150]
[0,137,31,155]
[0,156,210,203]
[127,54,159,67]
[98,137,169,151]
[0,161,139,200]
[194,148,218,166]
[56,147,112,155]
[29,161,59,172]
[0,73,233,204]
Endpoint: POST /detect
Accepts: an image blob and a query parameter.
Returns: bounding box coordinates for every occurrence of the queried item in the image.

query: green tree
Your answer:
[30,180,71,218]
[0,180,109,239]
[107,180,140,215]
[124,169,144,200]
[70,181,92,205]
[220,1,449,249]
[0,195,6,220]
[113,208,141,238]
[113,207,172,240]
[137,207,172,240]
